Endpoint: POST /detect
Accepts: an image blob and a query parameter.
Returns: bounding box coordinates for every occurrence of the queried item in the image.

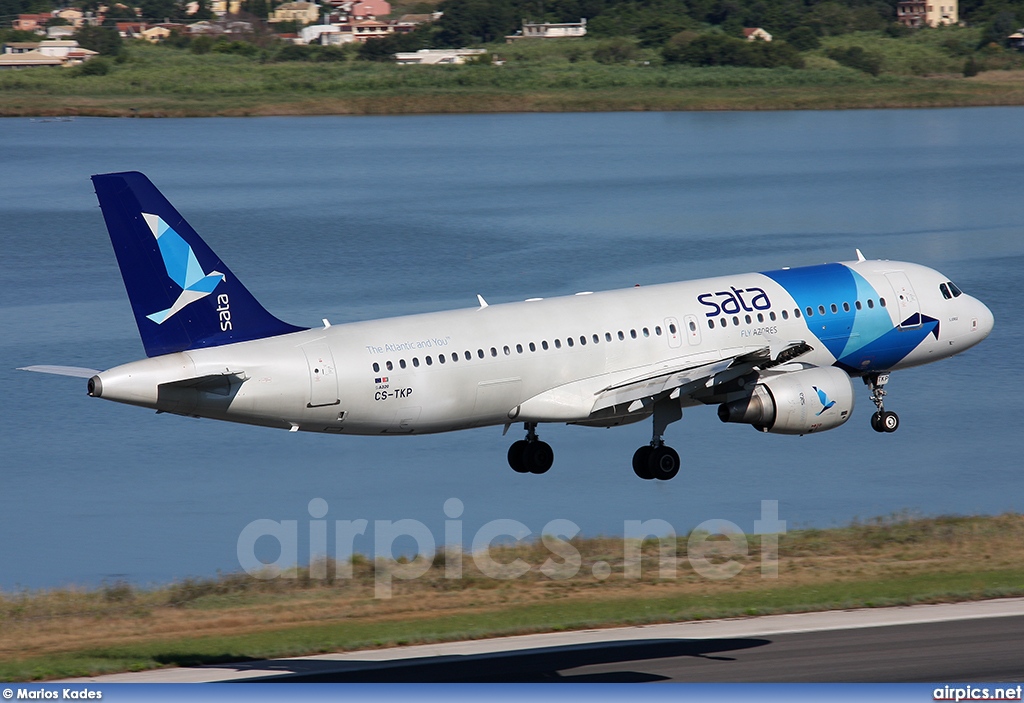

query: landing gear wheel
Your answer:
[881,410,899,433]
[507,440,529,473]
[870,411,885,433]
[648,445,680,481]
[632,446,654,480]
[524,440,554,474]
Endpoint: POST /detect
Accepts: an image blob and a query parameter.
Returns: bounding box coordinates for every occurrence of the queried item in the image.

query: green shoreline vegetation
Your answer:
[5,0,1024,115]
[3,513,1023,681]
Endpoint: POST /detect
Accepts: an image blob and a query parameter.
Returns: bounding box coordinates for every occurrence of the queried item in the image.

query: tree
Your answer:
[979,11,1017,48]
[785,26,819,50]
[74,25,124,56]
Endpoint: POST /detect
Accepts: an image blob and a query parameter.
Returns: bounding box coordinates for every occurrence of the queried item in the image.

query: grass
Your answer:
[2,30,1024,117]
[2,512,1024,681]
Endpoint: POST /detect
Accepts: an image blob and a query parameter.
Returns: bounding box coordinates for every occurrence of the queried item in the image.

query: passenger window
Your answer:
[720,317,728,327]
[781,310,789,320]
[439,355,446,364]
[386,360,394,370]
[867,299,874,309]
[554,339,562,349]
[843,302,850,312]
[503,345,510,355]
[516,344,523,353]
[400,359,407,369]
[617,331,624,341]
[794,308,801,318]
[769,312,776,321]
[732,316,739,326]
[744,314,751,324]
[580,336,586,346]
[642,327,650,337]
[605,332,612,342]
[669,323,677,334]
[689,320,697,332]
[818,305,826,315]
[630,329,637,339]
[593,334,600,344]
[655,326,662,336]
[879,298,887,307]
[425,356,432,366]
[488,347,496,357]
[566,338,573,348]
[373,362,380,373]
[708,319,715,329]
[855,300,862,310]
[412,358,419,367]
[806,307,814,317]
[830,304,838,314]
[476,349,483,358]
[758,313,765,322]
[542,341,549,350]
[529,342,536,352]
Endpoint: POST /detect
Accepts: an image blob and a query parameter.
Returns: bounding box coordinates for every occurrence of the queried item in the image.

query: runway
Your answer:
[65,598,1024,683]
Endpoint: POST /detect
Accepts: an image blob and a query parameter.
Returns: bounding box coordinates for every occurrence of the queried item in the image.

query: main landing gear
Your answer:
[507,423,554,475]
[632,397,682,481]
[865,372,899,433]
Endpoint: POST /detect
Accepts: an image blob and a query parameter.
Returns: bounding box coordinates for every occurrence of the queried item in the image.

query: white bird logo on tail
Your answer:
[143,212,225,325]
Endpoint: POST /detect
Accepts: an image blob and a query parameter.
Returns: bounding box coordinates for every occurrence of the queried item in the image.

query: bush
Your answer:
[592,38,639,64]
[214,39,260,57]
[76,57,111,76]
[664,33,804,69]
[190,35,215,54]
[963,56,981,76]
[276,44,314,61]
[826,46,883,76]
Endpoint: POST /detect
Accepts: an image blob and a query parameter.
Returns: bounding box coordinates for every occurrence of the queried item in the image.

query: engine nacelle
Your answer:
[717,366,855,435]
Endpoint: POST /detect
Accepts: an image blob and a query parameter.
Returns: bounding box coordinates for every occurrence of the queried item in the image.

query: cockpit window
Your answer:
[939,283,952,300]
[948,281,963,297]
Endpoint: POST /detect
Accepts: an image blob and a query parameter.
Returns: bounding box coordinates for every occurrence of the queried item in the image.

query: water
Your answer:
[1,109,1022,591]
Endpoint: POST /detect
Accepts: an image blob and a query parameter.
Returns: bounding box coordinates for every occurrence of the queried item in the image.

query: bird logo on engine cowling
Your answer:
[812,386,837,416]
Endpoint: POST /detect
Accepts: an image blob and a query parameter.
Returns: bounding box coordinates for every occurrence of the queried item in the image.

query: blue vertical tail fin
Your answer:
[92,171,306,358]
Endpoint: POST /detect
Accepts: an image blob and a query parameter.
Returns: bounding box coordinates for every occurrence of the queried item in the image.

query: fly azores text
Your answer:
[14,690,102,700]
[698,286,772,318]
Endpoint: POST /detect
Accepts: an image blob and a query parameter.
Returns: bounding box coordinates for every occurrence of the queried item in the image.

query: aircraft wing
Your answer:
[18,365,101,378]
[591,340,813,413]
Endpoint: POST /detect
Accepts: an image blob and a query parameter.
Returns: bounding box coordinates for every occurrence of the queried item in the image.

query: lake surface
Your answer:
[2,109,1022,590]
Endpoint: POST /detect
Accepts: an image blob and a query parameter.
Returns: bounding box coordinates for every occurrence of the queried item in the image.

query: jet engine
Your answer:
[717,366,854,435]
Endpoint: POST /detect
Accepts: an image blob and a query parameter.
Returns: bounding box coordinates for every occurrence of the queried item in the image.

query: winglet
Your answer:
[477,294,489,309]
[855,249,866,262]
[92,172,306,358]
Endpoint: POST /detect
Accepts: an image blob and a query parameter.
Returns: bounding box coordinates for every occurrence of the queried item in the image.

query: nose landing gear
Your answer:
[507,423,554,474]
[865,373,899,433]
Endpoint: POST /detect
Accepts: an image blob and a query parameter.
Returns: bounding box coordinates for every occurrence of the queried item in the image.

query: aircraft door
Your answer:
[885,271,921,328]
[665,317,682,348]
[302,339,340,407]
[683,314,702,346]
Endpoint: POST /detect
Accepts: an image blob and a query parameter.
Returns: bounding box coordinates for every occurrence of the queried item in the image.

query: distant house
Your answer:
[349,19,392,41]
[0,39,97,68]
[1009,30,1024,50]
[299,23,344,44]
[896,0,957,27]
[506,18,586,41]
[55,8,86,27]
[188,19,251,34]
[117,22,147,39]
[142,24,184,41]
[12,13,53,33]
[46,25,77,38]
[270,1,321,25]
[742,27,772,41]
[209,0,242,16]
[392,12,438,33]
[348,0,390,19]
[394,48,487,64]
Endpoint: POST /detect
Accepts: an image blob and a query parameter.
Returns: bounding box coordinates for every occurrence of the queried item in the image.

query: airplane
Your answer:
[21,171,995,481]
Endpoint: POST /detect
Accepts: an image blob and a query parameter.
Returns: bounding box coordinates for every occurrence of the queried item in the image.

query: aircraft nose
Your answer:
[974,298,994,340]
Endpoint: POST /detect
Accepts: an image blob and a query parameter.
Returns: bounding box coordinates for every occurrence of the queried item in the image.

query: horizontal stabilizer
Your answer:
[18,365,101,378]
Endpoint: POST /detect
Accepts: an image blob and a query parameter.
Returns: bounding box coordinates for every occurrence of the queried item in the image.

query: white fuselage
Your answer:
[92,259,993,435]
